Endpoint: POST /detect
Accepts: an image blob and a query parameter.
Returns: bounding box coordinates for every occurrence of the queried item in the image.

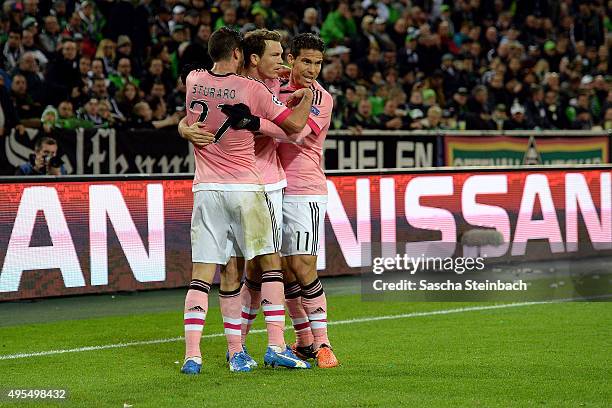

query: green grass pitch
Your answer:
[0,276,610,407]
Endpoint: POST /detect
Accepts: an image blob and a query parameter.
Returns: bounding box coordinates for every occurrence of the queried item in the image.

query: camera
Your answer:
[29,153,64,174]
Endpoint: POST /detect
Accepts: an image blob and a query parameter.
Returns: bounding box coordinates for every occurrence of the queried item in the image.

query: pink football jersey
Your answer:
[253,78,286,191]
[276,79,333,196]
[186,70,291,191]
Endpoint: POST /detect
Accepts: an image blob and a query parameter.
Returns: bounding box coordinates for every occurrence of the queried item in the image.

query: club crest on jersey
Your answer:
[310,106,320,116]
[272,94,284,106]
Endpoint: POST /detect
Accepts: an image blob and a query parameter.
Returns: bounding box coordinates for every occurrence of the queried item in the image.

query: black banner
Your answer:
[1,128,194,175]
[323,134,439,170]
[1,129,442,175]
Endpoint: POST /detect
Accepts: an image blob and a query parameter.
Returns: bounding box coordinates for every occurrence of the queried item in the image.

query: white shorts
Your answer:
[281,196,327,257]
[191,190,279,264]
[230,189,283,258]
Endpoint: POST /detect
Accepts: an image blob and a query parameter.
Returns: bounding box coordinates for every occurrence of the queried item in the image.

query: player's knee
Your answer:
[192,263,216,283]
[256,252,282,272]
[220,258,242,290]
[283,267,297,284]
[286,255,318,286]
[245,258,262,282]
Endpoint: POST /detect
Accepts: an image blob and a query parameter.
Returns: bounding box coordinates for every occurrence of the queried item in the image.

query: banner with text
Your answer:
[1,167,611,300]
[445,135,609,167]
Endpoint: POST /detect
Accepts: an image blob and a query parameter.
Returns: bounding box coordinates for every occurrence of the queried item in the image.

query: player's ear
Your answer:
[286,53,295,66]
[250,53,259,67]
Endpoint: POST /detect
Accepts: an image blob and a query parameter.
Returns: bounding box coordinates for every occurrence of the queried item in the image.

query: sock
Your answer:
[219,287,243,357]
[284,280,314,347]
[184,279,210,359]
[300,278,330,349]
[261,270,285,349]
[240,278,261,345]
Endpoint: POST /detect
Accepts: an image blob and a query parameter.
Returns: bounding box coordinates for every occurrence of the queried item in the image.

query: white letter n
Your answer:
[89,184,165,285]
[0,187,84,292]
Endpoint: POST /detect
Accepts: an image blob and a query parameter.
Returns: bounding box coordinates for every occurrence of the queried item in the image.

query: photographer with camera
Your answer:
[15,136,66,175]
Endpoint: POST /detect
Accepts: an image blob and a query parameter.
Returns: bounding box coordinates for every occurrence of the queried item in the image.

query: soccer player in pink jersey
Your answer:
[277,33,339,368]
[179,29,313,370]
[222,33,339,368]
[179,27,313,374]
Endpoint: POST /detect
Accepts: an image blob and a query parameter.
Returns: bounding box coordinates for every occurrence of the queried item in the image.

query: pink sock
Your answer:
[261,270,285,348]
[284,281,314,347]
[184,279,210,358]
[301,278,330,349]
[219,287,243,356]
[240,279,261,345]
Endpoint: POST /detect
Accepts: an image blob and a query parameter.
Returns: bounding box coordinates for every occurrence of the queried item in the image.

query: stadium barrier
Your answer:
[1,128,609,175]
[1,165,611,301]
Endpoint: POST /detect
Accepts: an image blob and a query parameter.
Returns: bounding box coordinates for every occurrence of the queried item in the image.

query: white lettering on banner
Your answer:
[396,141,415,167]
[357,141,377,168]
[88,131,107,174]
[0,187,85,292]
[185,143,195,173]
[404,176,456,258]
[158,156,184,173]
[107,130,128,174]
[324,139,434,169]
[76,128,85,174]
[135,155,156,173]
[89,184,165,285]
[461,175,511,257]
[396,141,434,168]
[380,178,396,259]
[337,140,357,169]
[512,174,565,255]
[5,128,36,167]
[565,173,612,251]
[87,129,129,174]
[325,179,371,267]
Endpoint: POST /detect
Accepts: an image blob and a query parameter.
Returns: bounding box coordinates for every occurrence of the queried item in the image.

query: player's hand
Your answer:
[219,103,260,131]
[181,121,215,148]
[286,88,313,108]
[277,66,291,79]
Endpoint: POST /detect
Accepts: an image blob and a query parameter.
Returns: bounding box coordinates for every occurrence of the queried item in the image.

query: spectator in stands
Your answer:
[77,96,103,127]
[90,75,123,122]
[15,136,66,175]
[420,105,444,130]
[39,15,62,55]
[180,23,213,71]
[21,30,48,70]
[379,98,405,130]
[109,57,139,90]
[10,73,41,127]
[116,82,141,119]
[95,39,116,75]
[97,99,114,127]
[348,98,381,130]
[251,0,281,29]
[321,1,356,45]
[0,82,22,136]
[78,0,104,43]
[299,8,320,35]
[56,100,93,129]
[3,27,23,72]
[504,103,534,130]
[12,52,45,104]
[46,39,80,104]
[491,104,508,131]
[526,85,552,129]
[130,100,180,129]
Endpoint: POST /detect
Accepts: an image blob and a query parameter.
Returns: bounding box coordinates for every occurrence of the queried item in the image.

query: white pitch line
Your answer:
[0,299,574,361]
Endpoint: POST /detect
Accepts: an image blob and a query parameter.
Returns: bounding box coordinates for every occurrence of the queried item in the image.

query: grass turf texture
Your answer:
[0,279,610,407]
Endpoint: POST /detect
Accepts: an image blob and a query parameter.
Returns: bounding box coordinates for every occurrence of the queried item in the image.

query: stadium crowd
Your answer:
[0,0,610,135]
